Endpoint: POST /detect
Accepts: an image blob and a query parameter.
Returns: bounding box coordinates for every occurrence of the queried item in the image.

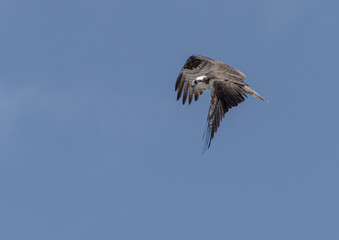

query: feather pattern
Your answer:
[175,55,266,152]
[203,81,246,152]
[175,55,214,104]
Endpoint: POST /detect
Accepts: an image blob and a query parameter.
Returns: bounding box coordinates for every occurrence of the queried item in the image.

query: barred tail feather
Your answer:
[243,86,267,101]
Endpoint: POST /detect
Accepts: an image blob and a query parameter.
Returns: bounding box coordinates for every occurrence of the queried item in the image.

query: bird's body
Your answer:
[175,55,266,151]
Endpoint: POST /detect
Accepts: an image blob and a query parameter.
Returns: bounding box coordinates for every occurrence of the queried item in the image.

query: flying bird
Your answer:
[175,55,266,151]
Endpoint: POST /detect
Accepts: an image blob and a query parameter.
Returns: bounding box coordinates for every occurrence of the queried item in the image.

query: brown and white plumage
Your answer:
[175,55,266,151]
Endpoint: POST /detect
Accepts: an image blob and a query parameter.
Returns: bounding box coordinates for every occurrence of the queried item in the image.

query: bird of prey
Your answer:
[175,55,266,151]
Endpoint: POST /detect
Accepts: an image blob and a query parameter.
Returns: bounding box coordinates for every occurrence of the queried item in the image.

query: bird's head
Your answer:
[192,75,207,87]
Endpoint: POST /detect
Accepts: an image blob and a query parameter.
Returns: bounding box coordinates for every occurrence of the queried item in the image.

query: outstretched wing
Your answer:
[203,80,247,152]
[175,55,215,104]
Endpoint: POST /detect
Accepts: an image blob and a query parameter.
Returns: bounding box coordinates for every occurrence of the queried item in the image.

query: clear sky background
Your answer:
[1,0,339,239]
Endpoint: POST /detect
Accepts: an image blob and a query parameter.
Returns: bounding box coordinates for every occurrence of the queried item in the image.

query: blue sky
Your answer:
[1,0,339,239]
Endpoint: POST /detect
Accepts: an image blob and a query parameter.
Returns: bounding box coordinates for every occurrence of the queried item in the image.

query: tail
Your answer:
[243,85,267,101]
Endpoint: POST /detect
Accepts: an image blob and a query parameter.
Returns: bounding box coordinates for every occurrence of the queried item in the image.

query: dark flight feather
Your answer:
[175,55,266,152]
[203,81,246,152]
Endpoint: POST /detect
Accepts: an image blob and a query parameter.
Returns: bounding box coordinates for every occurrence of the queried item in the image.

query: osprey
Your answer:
[175,55,266,151]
